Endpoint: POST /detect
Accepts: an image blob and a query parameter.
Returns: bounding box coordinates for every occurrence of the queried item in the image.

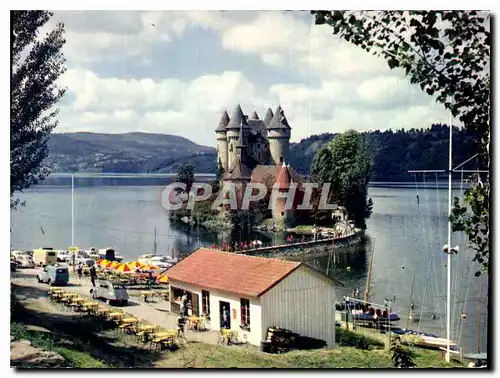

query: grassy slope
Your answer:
[11,283,461,369]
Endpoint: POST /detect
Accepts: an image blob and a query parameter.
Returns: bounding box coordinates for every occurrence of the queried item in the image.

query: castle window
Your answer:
[281,211,285,216]
[279,156,284,164]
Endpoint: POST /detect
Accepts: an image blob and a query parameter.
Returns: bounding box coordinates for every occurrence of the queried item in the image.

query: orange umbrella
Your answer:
[115,263,132,273]
[97,259,109,267]
[104,261,114,269]
[156,273,168,283]
[127,261,143,268]
[110,261,121,269]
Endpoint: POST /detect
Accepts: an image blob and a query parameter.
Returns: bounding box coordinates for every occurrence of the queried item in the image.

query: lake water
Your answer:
[10,181,488,354]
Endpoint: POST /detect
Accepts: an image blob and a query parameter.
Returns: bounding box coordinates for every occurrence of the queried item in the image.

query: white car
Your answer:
[56,250,71,262]
[17,255,35,268]
[11,250,28,260]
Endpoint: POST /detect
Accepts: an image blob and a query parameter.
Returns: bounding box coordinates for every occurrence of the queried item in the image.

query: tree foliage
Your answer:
[173,162,195,194]
[310,130,372,229]
[11,11,66,208]
[390,338,417,368]
[311,10,490,272]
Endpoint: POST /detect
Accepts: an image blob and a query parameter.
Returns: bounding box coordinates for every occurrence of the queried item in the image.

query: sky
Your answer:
[45,10,454,147]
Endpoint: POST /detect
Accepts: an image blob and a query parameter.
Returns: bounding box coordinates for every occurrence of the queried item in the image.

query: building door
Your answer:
[219,301,230,329]
[192,293,200,316]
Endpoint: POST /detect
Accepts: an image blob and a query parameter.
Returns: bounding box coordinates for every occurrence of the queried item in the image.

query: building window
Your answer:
[240,298,250,328]
[202,290,210,316]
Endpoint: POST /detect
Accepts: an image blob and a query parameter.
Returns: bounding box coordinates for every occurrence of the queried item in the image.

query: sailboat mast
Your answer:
[445,113,453,362]
[153,227,157,256]
[364,238,375,302]
[406,271,417,330]
[417,261,432,334]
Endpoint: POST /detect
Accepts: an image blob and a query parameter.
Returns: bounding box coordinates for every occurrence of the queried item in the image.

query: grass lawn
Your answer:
[155,341,461,368]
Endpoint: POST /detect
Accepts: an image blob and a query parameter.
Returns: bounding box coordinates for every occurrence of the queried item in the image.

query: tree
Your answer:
[11,11,66,208]
[311,10,490,273]
[173,162,195,194]
[390,338,417,368]
[310,130,372,229]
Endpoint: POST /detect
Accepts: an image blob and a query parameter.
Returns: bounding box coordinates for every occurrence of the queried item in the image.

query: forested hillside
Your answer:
[289,124,482,181]
[45,132,217,173]
[46,125,482,180]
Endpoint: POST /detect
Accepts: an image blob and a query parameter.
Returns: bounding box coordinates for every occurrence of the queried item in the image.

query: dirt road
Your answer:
[11,267,220,345]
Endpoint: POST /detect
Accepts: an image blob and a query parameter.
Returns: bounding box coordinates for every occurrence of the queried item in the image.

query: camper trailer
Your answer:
[33,247,58,267]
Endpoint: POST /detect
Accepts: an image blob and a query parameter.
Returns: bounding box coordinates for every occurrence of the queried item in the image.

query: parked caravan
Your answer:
[33,247,58,267]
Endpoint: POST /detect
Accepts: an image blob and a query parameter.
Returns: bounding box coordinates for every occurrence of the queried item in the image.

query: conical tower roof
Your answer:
[227,104,249,130]
[215,110,230,132]
[268,105,291,130]
[263,108,274,126]
[223,154,252,181]
[275,160,292,190]
[250,111,260,120]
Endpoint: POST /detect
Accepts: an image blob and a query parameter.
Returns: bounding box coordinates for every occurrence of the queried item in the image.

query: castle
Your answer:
[215,104,305,227]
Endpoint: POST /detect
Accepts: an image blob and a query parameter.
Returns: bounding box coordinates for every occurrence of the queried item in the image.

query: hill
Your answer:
[45,126,483,180]
[45,132,217,173]
[288,124,482,181]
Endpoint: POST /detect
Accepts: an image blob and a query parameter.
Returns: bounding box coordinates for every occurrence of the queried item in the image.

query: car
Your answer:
[11,260,19,272]
[37,264,69,286]
[17,255,35,268]
[55,250,71,262]
[91,280,129,306]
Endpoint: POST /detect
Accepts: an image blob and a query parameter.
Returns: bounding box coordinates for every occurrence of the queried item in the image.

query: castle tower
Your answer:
[263,107,274,127]
[272,161,295,228]
[215,110,230,172]
[267,105,291,165]
[226,104,249,169]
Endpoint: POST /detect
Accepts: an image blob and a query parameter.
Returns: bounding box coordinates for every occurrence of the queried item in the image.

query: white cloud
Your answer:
[47,10,453,148]
[56,69,265,145]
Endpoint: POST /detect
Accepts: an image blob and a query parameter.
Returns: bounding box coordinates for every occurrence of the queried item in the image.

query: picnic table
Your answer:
[108,312,124,321]
[96,308,110,317]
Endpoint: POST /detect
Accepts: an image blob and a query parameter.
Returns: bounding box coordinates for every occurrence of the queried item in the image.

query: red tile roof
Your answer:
[250,165,304,185]
[166,248,302,297]
[275,164,292,190]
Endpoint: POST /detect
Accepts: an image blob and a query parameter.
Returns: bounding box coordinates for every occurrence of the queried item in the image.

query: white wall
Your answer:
[260,265,336,348]
[169,279,263,346]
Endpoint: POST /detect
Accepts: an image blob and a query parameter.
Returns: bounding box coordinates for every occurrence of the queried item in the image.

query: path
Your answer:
[11,268,221,346]
[236,232,361,257]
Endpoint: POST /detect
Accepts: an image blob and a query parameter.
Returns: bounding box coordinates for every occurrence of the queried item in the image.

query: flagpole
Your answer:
[445,111,452,362]
[71,174,75,247]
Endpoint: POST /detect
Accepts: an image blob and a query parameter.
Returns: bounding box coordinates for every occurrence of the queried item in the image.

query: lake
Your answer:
[10,180,488,354]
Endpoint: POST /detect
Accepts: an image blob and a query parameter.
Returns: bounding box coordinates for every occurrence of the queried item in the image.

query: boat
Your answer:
[400,333,458,350]
[138,254,155,265]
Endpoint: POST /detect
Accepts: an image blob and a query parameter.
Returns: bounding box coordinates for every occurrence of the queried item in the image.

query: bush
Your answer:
[335,327,384,350]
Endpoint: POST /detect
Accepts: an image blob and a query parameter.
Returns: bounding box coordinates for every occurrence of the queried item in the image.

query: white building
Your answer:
[167,248,341,348]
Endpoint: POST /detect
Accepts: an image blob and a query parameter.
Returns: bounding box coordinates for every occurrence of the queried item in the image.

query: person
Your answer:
[147,271,154,289]
[76,263,83,285]
[181,291,188,316]
[177,316,187,340]
[89,264,97,287]
[222,306,229,329]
